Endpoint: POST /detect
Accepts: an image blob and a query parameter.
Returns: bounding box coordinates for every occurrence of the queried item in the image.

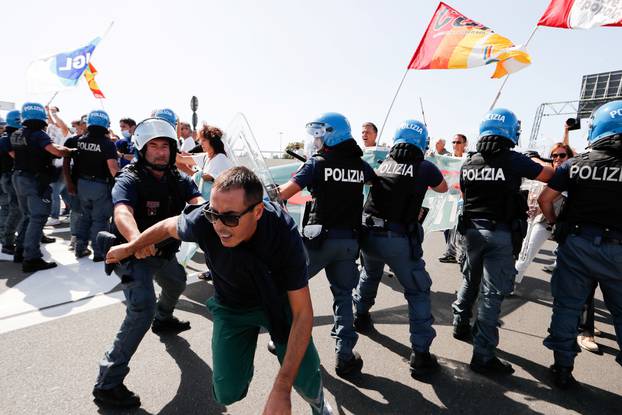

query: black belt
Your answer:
[571,224,622,245]
[79,175,109,184]
[364,215,410,235]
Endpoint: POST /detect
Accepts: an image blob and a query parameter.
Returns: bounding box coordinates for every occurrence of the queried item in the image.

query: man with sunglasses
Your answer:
[92,118,203,408]
[278,112,376,378]
[105,166,332,414]
[540,100,622,389]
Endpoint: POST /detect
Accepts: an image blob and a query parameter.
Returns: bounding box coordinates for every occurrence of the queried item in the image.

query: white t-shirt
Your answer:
[180,137,196,153]
[204,153,234,178]
[47,125,70,168]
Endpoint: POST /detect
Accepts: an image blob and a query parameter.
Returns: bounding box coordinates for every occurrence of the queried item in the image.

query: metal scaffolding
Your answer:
[527,100,579,149]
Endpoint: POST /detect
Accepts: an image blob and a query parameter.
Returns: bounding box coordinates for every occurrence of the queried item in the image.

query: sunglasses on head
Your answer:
[551,153,567,159]
[202,202,259,227]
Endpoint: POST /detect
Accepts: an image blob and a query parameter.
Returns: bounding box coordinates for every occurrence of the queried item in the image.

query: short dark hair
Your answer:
[455,134,467,143]
[199,124,227,156]
[119,118,137,128]
[213,166,263,206]
[362,122,378,134]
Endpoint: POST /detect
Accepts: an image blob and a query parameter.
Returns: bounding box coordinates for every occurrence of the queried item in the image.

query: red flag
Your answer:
[408,2,531,78]
[84,62,105,99]
[538,0,622,29]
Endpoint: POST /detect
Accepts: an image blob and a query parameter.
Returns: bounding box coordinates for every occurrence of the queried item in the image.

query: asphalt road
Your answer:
[0,222,620,414]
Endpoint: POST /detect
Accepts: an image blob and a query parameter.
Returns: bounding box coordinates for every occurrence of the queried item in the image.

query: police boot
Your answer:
[22,258,57,273]
[353,312,374,334]
[550,365,576,389]
[335,351,363,378]
[40,235,56,244]
[409,351,440,378]
[1,244,15,255]
[469,354,514,375]
[75,247,92,259]
[92,384,141,408]
[151,316,191,335]
[13,249,23,263]
[452,322,472,342]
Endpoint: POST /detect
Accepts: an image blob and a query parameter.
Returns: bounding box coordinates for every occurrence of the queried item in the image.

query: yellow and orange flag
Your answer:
[408,2,531,78]
[83,62,105,98]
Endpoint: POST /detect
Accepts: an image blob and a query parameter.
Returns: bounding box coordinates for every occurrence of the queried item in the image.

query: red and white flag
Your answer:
[538,0,622,29]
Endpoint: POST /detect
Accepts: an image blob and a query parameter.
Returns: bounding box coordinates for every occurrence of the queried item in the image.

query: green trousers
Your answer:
[206,296,329,414]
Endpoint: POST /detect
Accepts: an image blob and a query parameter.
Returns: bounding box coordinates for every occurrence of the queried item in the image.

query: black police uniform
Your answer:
[543,141,622,376]
[453,142,542,367]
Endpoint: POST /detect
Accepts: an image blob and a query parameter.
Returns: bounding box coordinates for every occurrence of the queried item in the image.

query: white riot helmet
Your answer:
[132,118,178,170]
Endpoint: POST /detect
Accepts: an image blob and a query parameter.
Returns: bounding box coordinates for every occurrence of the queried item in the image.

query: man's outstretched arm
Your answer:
[263,285,314,414]
[105,216,180,263]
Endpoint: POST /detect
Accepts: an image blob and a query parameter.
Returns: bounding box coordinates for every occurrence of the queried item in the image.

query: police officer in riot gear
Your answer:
[454,108,553,374]
[93,118,202,408]
[278,112,376,377]
[154,108,178,128]
[73,110,119,260]
[540,100,622,388]
[7,102,72,272]
[352,120,448,377]
[0,110,23,254]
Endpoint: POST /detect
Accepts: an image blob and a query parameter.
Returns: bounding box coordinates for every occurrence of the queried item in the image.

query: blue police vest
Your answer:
[307,151,366,230]
[461,150,526,222]
[562,149,622,231]
[10,128,53,175]
[75,133,114,181]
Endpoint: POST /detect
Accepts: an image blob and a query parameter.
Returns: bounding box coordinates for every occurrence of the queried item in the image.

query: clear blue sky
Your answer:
[2,0,620,153]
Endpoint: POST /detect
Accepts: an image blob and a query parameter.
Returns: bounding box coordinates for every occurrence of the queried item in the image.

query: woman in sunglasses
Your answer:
[515,143,574,286]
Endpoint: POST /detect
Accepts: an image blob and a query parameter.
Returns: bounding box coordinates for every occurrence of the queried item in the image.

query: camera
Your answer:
[565,117,581,131]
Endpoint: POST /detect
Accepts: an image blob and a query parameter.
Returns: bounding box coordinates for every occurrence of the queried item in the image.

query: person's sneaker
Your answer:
[353,312,374,334]
[550,365,576,389]
[151,316,191,335]
[13,249,23,263]
[40,235,56,244]
[335,351,363,378]
[409,351,440,378]
[469,355,514,375]
[45,217,61,226]
[1,244,15,255]
[577,332,600,353]
[22,258,57,273]
[68,236,76,251]
[92,384,141,408]
[453,323,472,342]
[267,340,277,356]
[75,247,92,259]
[198,270,212,281]
[438,253,457,263]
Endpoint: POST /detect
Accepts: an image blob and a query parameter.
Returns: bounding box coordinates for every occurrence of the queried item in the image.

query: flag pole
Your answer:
[488,26,540,110]
[378,68,409,140]
[47,91,59,107]
[419,97,428,125]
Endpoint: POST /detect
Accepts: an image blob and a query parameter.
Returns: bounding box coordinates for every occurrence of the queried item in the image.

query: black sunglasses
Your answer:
[202,203,259,227]
[551,153,567,159]
[452,141,464,145]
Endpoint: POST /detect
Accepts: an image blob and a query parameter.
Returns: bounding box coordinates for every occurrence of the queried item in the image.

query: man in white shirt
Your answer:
[45,106,71,227]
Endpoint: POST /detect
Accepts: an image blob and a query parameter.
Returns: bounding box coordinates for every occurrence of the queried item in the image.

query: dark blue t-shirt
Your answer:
[115,137,134,168]
[7,129,52,151]
[177,201,309,308]
[546,159,573,192]
[112,168,200,208]
[292,156,376,189]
